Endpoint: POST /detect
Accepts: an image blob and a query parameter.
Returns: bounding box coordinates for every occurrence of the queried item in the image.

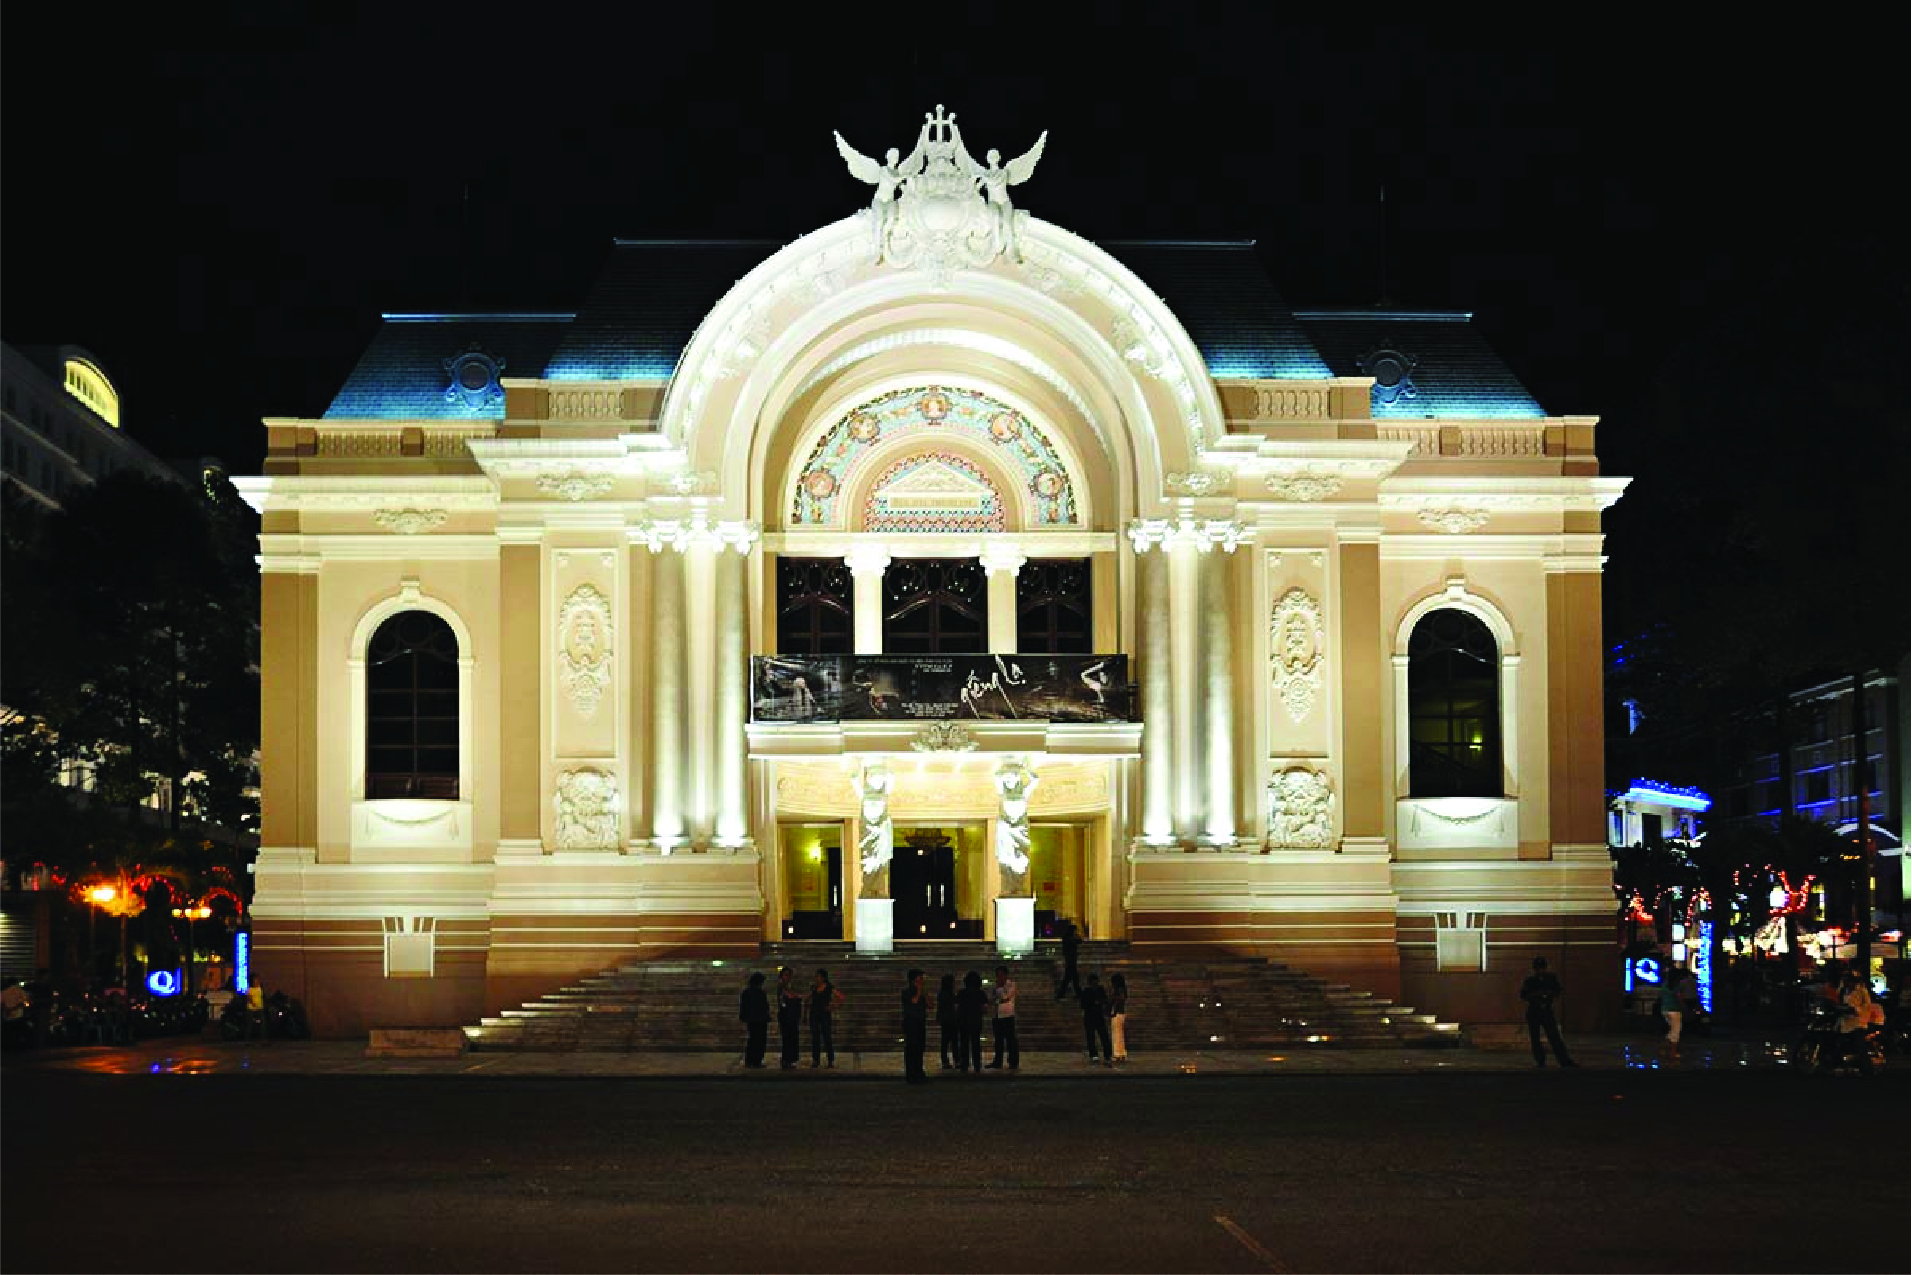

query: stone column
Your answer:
[1168,526,1204,841]
[845,545,890,655]
[498,536,542,850]
[981,543,1027,654]
[1129,521,1175,845]
[712,521,758,848]
[1337,534,1384,847]
[1196,523,1242,845]
[644,527,690,848]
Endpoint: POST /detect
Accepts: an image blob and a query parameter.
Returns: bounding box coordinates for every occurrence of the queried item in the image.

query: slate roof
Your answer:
[1099,241,1330,379]
[1293,309,1545,419]
[320,242,1548,419]
[323,314,571,420]
[543,240,777,382]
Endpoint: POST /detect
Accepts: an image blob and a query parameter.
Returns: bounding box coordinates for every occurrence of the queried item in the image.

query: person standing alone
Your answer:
[1520,956,1575,1068]
[1108,972,1130,1064]
[901,969,931,1084]
[739,972,770,1068]
[988,964,1020,1070]
[1079,972,1113,1067]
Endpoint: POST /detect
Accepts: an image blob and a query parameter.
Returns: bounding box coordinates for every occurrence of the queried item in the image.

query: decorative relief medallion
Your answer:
[554,769,619,850]
[910,721,979,753]
[1419,508,1490,535]
[1267,767,1335,849]
[372,508,448,536]
[1357,347,1419,409]
[1270,587,1326,723]
[1264,473,1343,502]
[536,471,616,502]
[1110,315,1168,379]
[557,584,614,717]
[1165,471,1224,497]
[442,345,505,412]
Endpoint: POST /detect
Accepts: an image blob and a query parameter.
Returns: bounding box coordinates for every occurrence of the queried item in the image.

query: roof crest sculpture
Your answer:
[835,105,1046,284]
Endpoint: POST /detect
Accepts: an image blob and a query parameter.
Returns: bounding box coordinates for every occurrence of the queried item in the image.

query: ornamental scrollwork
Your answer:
[372,508,448,536]
[1264,473,1343,502]
[554,769,619,850]
[1419,508,1490,535]
[910,721,979,753]
[536,471,616,502]
[1267,767,1335,850]
[557,584,614,718]
[1270,587,1326,723]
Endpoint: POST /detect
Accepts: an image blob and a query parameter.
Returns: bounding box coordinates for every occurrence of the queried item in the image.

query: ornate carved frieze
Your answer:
[554,769,619,850]
[836,104,1045,282]
[1418,508,1490,535]
[536,471,616,502]
[1267,767,1335,849]
[547,385,623,422]
[372,508,448,535]
[1264,473,1343,502]
[1165,470,1225,497]
[910,721,979,752]
[1270,587,1326,723]
[1252,386,1329,419]
[557,584,614,718]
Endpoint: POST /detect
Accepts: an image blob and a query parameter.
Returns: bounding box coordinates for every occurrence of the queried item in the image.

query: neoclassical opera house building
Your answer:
[239,112,1627,1036]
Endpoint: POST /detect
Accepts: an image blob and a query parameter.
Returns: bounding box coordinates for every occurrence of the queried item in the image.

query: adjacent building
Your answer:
[237,115,1628,1035]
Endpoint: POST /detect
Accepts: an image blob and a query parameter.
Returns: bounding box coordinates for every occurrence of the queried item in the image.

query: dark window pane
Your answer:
[1015,558,1093,653]
[364,610,461,798]
[776,557,854,655]
[1406,609,1500,798]
[883,559,986,655]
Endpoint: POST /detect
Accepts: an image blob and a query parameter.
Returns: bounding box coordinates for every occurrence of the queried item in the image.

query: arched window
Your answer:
[1407,609,1501,799]
[365,611,460,799]
[1015,558,1093,653]
[882,558,986,654]
[776,557,854,655]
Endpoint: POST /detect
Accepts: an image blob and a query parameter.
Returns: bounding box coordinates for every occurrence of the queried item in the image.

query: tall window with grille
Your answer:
[775,557,854,654]
[882,558,986,654]
[365,611,459,799]
[1015,558,1092,653]
[1406,609,1501,799]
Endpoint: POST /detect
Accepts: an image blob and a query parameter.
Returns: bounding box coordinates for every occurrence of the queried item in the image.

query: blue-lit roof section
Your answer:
[323,314,572,419]
[1097,242,1331,379]
[543,240,779,382]
[1293,310,1546,418]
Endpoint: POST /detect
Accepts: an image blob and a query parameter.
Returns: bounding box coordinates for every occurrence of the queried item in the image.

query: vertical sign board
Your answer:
[234,930,251,994]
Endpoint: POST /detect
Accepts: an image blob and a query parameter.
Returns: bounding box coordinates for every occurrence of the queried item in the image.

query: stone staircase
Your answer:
[463,941,1461,1053]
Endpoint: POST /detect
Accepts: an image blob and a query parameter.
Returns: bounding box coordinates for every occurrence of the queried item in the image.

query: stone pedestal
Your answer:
[854,899,894,953]
[995,897,1035,956]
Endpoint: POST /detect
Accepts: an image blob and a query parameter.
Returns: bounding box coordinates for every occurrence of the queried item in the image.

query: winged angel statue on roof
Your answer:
[836,106,1046,283]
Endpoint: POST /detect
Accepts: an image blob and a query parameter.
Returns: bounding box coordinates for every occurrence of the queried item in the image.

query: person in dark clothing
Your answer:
[988,965,1020,1070]
[808,969,839,1068]
[955,970,988,1072]
[739,972,770,1068]
[936,974,959,1069]
[1520,956,1576,1067]
[776,967,804,1070]
[901,969,931,1083]
[1056,920,1083,1000]
[1079,972,1113,1066]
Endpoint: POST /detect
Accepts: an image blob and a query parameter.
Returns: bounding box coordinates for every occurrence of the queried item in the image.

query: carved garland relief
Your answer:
[1267,767,1335,849]
[557,584,614,718]
[554,768,619,850]
[1270,586,1326,723]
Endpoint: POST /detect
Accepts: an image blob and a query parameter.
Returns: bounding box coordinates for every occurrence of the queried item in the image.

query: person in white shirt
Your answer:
[987,965,1019,1070]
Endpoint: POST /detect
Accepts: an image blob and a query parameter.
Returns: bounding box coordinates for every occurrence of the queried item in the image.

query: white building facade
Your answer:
[239,116,1627,1035]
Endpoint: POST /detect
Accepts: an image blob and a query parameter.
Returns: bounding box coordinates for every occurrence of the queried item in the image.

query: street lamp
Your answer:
[84,885,117,984]
[171,904,212,995]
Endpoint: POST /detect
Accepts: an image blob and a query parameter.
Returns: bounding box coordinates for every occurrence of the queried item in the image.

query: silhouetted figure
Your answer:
[808,970,839,1068]
[1108,971,1130,1063]
[956,970,988,1072]
[988,965,1020,1070]
[776,967,804,1070]
[1056,920,1082,1000]
[937,974,958,1069]
[739,972,769,1068]
[901,969,931,1084]
[1079,972,1113,1066]
[1520,957,1575,1067]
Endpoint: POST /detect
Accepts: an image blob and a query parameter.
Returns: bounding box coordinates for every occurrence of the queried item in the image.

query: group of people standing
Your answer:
[737,967,844,1069]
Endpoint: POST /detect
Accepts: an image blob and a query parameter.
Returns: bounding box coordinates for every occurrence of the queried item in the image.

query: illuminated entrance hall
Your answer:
[238,110,1626,1038]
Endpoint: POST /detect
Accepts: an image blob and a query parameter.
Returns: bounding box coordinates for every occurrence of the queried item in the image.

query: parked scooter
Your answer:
[1791,997,1881,1074]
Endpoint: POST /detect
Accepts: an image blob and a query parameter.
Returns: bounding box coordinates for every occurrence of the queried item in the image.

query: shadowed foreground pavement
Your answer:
[2,1048,1905,1274]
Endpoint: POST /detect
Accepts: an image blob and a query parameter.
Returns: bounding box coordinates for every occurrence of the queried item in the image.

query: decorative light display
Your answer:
[1621,778,1713,812]
[1693,921,1713,1013]
[234,931,251,994]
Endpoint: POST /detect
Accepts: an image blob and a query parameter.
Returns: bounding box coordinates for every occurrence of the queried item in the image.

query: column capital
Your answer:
[844,544,892,578]
[628,518,690,553]
[1126,517,1173,554]
[979,542,1028,577]
[713,519,760,554]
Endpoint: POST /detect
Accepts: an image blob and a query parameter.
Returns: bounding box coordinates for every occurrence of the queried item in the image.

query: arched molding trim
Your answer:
[841,439,1019,535]
[347,578,476,804]
[663,216,1223,518]
[1390,576,1520,799]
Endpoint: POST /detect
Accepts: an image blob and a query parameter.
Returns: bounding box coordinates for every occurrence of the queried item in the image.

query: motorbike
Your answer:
[1791,998,1883,1075]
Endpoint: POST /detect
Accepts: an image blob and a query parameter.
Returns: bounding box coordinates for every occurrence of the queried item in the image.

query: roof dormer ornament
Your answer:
[835,105,1046,285]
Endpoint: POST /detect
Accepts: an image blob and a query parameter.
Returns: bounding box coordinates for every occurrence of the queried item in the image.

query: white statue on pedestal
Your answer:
[855,762,895,876]
[993,759,1039,877]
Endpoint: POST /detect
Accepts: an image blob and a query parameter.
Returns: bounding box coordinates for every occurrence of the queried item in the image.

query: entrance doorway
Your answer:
[1029,823,1089,939]
[778,823,844,940]
[891,823,987,939]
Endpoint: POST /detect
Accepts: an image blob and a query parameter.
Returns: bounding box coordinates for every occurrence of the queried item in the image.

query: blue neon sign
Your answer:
[1625,956,1663,993]
[146,969,181,997]
[234,931,251,994]
[1693,921,1713,1013]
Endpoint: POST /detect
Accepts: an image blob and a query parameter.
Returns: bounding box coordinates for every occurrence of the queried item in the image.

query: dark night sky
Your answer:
[4,6,1905,648]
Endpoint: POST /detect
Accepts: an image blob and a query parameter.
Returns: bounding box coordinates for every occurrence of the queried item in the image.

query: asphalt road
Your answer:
[3,1068,1905,1274]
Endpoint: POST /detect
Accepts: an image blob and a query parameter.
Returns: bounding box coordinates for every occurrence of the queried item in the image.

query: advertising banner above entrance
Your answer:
[751,654,1131,723]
